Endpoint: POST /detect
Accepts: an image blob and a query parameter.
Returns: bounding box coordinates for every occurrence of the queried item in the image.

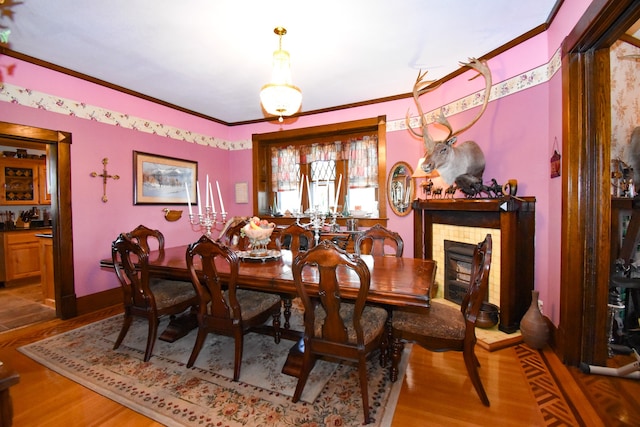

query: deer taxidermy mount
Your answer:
[407,58,493,196]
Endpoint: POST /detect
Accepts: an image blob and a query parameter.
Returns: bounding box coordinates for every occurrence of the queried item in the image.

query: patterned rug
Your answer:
[18,310,408,426]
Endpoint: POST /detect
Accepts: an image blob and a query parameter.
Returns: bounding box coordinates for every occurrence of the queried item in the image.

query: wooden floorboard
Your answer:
[0,283,56,332]
[0,306,638,426]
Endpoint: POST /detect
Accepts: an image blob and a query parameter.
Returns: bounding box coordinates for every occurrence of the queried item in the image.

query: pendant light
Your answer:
[260,27,302,122]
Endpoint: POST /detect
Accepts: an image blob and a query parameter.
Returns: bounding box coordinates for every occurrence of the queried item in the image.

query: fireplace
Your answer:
[413,197,535,333]
[443,240,486,304]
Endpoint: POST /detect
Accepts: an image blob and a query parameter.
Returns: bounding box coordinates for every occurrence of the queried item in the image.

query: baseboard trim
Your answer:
[76,287,122,315]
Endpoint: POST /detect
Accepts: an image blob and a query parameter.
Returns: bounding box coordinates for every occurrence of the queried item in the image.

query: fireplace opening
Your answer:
[444,240,488,304]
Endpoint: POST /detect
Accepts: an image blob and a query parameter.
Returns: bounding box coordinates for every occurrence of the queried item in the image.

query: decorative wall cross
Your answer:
[90,158,120,202]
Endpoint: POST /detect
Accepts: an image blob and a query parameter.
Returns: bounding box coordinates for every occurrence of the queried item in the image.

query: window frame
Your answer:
[252,116,387,220]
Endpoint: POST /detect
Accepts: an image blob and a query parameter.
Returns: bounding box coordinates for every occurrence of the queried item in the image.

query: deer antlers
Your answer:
[406,58,492,154]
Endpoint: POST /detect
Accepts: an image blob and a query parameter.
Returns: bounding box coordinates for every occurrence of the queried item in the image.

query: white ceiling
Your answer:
[2,0,558,124]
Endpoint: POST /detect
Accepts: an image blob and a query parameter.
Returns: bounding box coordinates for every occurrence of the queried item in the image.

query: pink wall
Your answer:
[1,103,231,296]
[0,0,595,326]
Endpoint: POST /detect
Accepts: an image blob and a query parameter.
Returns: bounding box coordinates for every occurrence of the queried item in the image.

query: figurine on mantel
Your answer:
[406,58,517,199]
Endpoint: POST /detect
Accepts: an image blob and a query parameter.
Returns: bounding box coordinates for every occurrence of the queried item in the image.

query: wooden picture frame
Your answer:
[133,151,197,205]
[387,161,414,216]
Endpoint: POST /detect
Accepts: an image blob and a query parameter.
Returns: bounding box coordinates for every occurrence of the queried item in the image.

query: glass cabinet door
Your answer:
[0,159,38,204]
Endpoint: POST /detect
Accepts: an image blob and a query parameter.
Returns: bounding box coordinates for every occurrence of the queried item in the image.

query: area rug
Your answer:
[18,310,408,426]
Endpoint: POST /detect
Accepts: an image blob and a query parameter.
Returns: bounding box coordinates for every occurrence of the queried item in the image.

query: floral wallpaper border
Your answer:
[388,47,562,133]
[0,48,561,151]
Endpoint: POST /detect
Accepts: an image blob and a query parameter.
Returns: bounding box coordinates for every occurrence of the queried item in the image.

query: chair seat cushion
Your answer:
[314,304,387,344]
[392,301,465,341]
[234,289,281,320]
[149,278,196,309]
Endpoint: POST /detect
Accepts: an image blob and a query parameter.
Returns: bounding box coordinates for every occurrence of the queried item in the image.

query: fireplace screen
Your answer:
[444,240,486,304]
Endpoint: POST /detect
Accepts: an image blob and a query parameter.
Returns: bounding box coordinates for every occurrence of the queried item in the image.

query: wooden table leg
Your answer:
[281,338,315,378]
[158,310,198,342]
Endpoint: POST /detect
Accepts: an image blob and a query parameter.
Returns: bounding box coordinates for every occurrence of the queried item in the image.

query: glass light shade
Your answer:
[260,48,302,118]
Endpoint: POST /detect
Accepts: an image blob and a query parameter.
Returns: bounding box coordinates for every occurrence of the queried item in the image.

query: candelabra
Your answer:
[189,207,227,237]
[295,208,340,244]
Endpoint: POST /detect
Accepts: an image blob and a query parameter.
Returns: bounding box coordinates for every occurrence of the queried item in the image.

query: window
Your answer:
[252,116,387,219]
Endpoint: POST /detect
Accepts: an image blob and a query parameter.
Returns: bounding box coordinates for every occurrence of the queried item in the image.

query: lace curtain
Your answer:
[271,146,300,192]
[271,135,378,191]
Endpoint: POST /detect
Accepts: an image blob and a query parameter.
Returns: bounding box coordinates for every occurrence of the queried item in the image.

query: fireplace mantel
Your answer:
[413,196,536,333]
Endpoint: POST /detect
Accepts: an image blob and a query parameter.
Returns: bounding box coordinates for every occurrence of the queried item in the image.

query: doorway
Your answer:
[0,122,76,320]
[560,0,640,366]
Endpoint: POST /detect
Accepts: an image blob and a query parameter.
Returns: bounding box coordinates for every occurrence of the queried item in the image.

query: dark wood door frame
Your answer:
[560,0,640,366]
[0,122,76,319]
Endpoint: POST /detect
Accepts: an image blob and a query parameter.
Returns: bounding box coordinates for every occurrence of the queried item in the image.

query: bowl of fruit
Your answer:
[241,217,276,256]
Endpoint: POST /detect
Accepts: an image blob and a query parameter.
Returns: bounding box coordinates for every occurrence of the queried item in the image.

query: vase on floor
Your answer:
[520,290,549,349]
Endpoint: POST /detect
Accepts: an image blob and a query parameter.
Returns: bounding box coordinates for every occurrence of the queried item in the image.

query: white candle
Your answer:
[325,178,330,211]
[208,181,216,213]
[306,175,312,208]
[216,181,225,213]
[205,175,210,208]
[334,174,342,213]
[196,181,202,216]
[185,183,193,216]
[297,175,304,211]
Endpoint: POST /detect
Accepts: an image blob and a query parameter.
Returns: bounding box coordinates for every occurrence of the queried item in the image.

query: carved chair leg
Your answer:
[379,311,393,367]
[272,309,281,344]
[292,340,315,403]
[358,353,372,425]
[390,337,404,382]
[187,326,208,368]
[463,344,490,406]
[233,329,243,381]
[283,297,292,330]
[113,313,133,350]
[144,317,160,362]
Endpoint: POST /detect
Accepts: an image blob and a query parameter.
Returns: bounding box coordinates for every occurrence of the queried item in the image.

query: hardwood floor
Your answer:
[0,283,56,332]
[0,306,638,426]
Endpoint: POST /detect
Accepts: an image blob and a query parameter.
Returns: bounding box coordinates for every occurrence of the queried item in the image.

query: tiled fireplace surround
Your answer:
[433,224,501,306]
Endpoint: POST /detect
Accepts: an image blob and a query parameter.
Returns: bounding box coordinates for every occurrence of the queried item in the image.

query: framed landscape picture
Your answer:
[133,151,197,205]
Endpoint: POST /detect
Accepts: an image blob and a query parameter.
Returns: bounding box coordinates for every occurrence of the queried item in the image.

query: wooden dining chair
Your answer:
[111,232,199,362]
[217,216,250,250]
[127,224,164,254]
[185,235,282,380]
[292,240,388,424]
[279,223,314,254]
[390,234,492,406]
[355,223,404,257]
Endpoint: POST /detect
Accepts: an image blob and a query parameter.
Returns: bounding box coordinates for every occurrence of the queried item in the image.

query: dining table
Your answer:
[101,245,436,376]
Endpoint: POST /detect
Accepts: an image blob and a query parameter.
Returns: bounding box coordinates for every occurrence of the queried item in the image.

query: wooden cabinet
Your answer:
[37,234,55,308]
[0,157,50,205]
[0,231,42,285]
[38,163,51,205]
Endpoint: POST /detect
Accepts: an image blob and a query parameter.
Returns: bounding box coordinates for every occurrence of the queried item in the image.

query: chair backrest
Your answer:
[292,240,371,345]
[355,223,404,257]
[186,234,241,322]
[112,233,155,309]
[217,216,250,251]
[279,223,314,254]
[461,234,493,326]
[127,224,165,253]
